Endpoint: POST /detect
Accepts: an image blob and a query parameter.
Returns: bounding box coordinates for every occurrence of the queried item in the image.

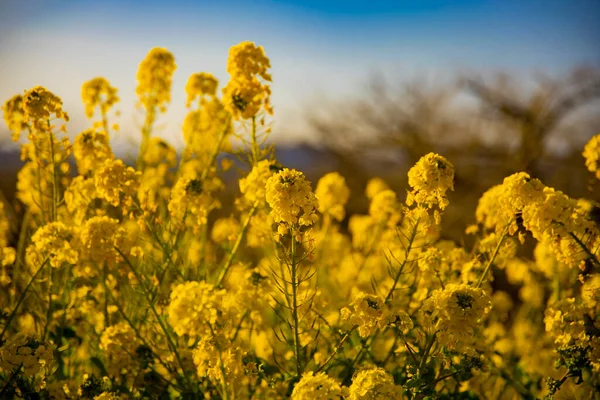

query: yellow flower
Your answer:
[23,86,69,131]
[583,134,600,180]
[315,172,350,221]
[265,168,319,239]
[192,337,246,386]
[406,153,454,210]
[94,159,140,207]
[369,190,401,226]
[167,281,227,337]
[239,159,276,206]
[168,174,221,233]
[291,372,346,400]
[365,177,390,200]
[29,222,79,268]
[0,334,55,389]
[136,47,177,112]
[81,77,119,119]
[211,217,241,244]
[100,322,140,377]
[341,292,392,338]
[348,366,398,400]
[64,176,97,223]
[182,98,232,159]
[422,283,490,351]
[185,72,219,107]
[2,94,29,141]
[73,128,114,175]
[222,41,273,119]
[141,137,177,168]
[78,216,129,263]
[475,172,545,235]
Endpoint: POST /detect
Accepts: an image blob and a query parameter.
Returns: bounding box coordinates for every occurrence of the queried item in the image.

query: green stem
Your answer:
[0,363,23,397]
[13,210,31,300]
[42,263,53,340]
[137,105,156,170]
[417,333,436,378]
[102,279,173,377]
[216,204,257,286]
[115,247,194,392]
[316,327,356,373]
[385,217,419,304]
[290,229,302,377]
[32,133,46,223]
[49,132,58,222]
[0,258,48,341]
[101,108,110,135]
[476,224,510,288]
[568,231,600,269]
[251,115,258,165]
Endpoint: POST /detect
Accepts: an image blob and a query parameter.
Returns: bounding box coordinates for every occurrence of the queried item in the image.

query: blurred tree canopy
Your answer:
[303,66,600,240]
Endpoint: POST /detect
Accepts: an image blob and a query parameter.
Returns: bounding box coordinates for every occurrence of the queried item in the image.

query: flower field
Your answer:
[0,41,599,399]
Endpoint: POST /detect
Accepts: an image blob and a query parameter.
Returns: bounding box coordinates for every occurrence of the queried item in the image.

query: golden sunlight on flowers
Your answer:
[315,172,350,221]
[23,86,69,131]
[81,77,119,119]
[406,152,454,209]
[222,41,273,119]
[265,168,319,239]
[1,39,598,400]
[2,94,28,141]
[185,72,219,107]
[583,134,600,180]
[348,367,398,400]
[290,372,346,399]
[136,47,177,113]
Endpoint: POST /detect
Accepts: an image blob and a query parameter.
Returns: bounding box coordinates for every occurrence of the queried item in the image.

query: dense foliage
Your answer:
[1,42,599,399]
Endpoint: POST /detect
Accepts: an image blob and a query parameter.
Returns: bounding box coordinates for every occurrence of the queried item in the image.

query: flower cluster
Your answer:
[73,128,114,175]
[315,172,350,222]
[23,86,69,131]
[1,41,599,400]
[81,77,119,119]
[99,323,141,378]
[0,334,55,393]
[185,72,219,107]
[583,134,600,180]
[136,47,177,113]
[265,168,319,239]
[167,281,228,337]
[422,284,490,351]
[406,152,455,209]
[94,159,141,207]
[291,372,346,400]
[29,222,78,268]
[239,159,276,206]
[222,41,273,119]
[348,367,398,400]
[341,292,393,338]
[2,94,28,141]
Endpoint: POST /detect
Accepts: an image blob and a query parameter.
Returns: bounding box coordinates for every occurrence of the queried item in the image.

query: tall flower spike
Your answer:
[406,152,455,210]
[2,94,29,141]
[265,168,319,239]
[222,41,273,119]
[136,47,177,113]
[583,134,600,180]
[23,86,69,132]
[185,72,219,107]
[81,77,119,120]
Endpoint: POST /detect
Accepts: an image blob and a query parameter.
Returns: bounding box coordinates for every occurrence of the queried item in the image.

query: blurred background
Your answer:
[1,0,600,239]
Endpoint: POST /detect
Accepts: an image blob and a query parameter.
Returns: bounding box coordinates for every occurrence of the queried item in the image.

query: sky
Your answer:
[0,0,599,149]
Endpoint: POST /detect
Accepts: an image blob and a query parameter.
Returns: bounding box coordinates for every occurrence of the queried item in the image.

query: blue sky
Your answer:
[1,0,598,147]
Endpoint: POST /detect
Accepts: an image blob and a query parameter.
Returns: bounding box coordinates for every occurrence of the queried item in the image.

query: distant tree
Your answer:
[464,67,600,174]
